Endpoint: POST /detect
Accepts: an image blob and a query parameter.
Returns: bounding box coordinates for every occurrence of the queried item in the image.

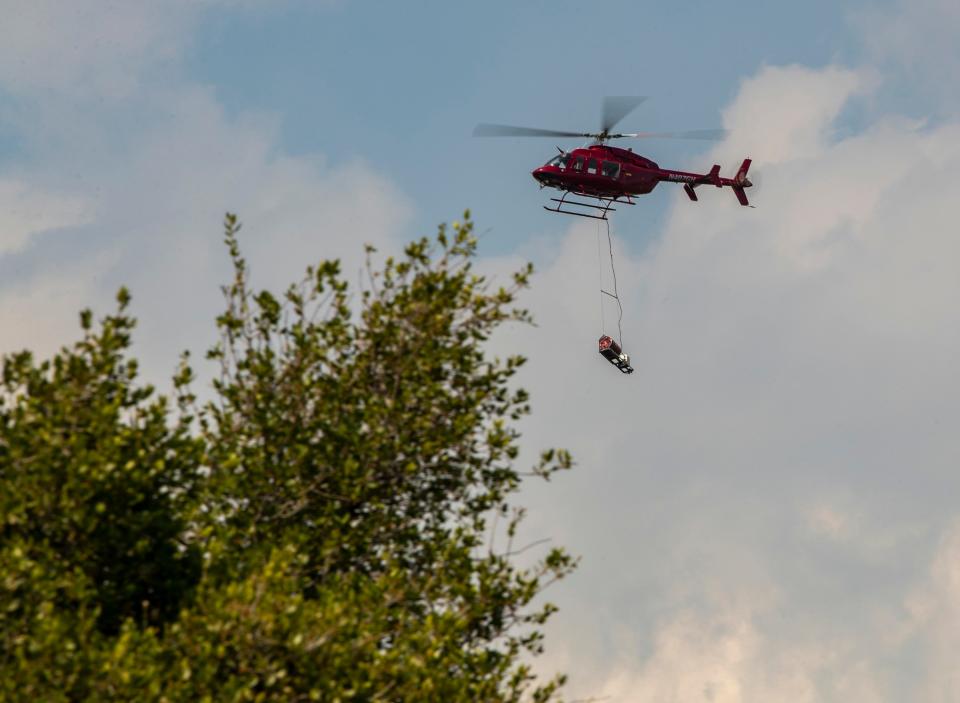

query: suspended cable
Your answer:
[604,218,624,349]
[595,214,634,375]
[596,219,605,337]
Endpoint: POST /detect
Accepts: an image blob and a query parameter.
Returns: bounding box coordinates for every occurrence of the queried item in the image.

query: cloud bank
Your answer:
[498,57,960,703]
[0,1,411,379]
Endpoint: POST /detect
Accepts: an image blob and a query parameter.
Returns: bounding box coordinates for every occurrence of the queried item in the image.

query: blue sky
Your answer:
[183,1,862,254]
[2,2,960,700]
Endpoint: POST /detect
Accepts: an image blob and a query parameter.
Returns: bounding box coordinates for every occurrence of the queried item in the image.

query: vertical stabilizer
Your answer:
[734,158,752,184]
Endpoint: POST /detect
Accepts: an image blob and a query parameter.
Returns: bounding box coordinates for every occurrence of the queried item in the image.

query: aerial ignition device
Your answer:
[599,335,633,375]
[474,96,755,220]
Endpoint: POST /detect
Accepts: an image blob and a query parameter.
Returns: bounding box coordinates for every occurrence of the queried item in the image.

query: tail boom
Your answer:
[664,157,753,206]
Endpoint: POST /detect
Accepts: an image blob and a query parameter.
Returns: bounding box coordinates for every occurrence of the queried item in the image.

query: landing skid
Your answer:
[543,191,635,220]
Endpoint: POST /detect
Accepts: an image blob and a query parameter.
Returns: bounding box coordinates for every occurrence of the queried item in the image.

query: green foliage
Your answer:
[0,212,575,701]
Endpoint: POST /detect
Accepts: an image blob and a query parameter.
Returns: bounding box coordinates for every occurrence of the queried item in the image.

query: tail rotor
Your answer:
[744,167,762,203]
[731,158,756,207]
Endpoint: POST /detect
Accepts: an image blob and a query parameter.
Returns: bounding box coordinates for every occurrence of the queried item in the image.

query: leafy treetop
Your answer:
[0,212,576,702]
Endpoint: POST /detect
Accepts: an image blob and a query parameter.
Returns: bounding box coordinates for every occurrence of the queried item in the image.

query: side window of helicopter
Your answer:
[602,161,621,178]
[586,158,598,175]
[572,156,584,172]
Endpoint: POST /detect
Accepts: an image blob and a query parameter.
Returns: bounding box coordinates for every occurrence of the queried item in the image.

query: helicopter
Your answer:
[474,96,754,220]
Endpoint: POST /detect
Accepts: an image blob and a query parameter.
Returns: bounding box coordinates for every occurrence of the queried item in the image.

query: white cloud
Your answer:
[598,610,817,703]
[719,65,867,165]
[0,2,187,97]
[115,88,411,382]
[0,250,119,359]
[855,0,960,101]
[0,1,284,98]
[0,180,93,254]
[558,517,960,703]
[594,604,894,703]
[0,85,411,383]
[806,501,851,542]
[0,2,411,386]
[902,521,960,701]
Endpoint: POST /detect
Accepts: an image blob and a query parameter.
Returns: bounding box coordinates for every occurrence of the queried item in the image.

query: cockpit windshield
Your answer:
[546,154,569,169]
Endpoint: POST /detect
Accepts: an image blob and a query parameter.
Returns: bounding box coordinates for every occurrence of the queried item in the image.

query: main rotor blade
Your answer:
[601,96,649,134]
[617,128,729,140]
[473,123,590,138]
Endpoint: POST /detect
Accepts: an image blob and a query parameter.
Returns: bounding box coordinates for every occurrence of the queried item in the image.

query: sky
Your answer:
[1,1,959,701]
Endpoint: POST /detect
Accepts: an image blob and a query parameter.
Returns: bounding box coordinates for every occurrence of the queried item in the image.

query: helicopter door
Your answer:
[571,156,584,172]
[586,158,599,175]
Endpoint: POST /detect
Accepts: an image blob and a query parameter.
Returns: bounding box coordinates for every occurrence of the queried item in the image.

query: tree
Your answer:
[0,212,575,701]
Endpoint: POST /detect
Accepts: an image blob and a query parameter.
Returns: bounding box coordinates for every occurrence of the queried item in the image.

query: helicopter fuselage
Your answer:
[531,144,752,207]
[532,144,661,197]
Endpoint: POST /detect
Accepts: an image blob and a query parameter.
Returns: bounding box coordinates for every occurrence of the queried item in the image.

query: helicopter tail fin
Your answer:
[734,158,752,185]
[680,159,753,205]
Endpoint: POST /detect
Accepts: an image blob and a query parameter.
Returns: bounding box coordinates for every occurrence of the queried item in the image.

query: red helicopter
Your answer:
[475,96,754,220]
